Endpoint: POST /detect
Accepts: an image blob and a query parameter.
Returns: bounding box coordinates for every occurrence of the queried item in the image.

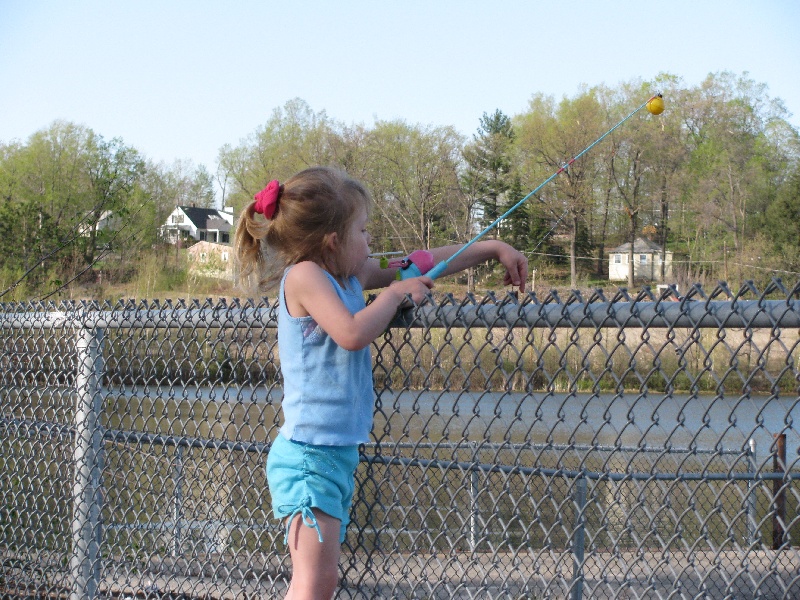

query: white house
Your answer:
[608,237,673,282]
[161,205,234,245]
[78,210,119,237]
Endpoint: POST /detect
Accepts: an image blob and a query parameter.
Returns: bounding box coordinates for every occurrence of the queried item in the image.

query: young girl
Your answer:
[235,166,527,600]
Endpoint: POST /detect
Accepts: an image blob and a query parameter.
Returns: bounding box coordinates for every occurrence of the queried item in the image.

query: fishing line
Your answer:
[425,94,664,280]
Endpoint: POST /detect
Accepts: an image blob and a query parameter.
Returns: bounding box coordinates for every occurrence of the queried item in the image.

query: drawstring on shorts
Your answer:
[282,502,324,544]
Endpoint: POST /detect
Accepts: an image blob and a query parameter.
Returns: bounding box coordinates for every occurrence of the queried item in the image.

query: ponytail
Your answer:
[234,202,273,293]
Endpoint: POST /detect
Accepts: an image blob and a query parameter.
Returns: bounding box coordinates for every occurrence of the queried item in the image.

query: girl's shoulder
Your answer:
[285,261,361,299]
[284,261,333,290]
[285,260,324,277]
[283,262,332,319]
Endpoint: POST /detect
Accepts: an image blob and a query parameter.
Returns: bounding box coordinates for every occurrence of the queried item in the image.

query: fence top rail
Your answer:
[1,297,798,330]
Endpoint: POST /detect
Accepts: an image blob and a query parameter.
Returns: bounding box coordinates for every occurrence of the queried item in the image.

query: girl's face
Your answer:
[341,206,371,275]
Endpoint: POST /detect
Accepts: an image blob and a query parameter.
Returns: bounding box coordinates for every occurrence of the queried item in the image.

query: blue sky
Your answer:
[2,0,799,194]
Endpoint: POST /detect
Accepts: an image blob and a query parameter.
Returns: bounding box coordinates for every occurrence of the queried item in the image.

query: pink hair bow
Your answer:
[254,180,281,219]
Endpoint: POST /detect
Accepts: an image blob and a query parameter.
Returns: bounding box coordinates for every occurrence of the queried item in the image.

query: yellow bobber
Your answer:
[647,95,665,115]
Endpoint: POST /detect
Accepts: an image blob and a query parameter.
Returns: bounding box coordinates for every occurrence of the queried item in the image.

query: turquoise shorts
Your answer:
[266,433,359,544]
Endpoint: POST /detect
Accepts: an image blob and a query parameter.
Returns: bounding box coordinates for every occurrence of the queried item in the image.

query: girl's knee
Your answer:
[289,568,338,600]
[318,566,339,597]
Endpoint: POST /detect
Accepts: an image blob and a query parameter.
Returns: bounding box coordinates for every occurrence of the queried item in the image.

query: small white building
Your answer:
[187,240,233,279]
[78,210,119,237]
[608,237,673,282]
[161,206,234,244]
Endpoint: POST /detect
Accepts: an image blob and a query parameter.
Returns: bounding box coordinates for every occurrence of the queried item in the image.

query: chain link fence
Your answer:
[2,280,800,599]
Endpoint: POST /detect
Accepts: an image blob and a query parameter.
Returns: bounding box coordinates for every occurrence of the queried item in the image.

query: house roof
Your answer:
[609,237,666,254]
[179,206,231,232]
[205,216,231,232]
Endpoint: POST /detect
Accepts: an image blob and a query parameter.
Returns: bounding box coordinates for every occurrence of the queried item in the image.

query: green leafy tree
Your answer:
[82,135,145,266]
[0,122,94,294]
[604,80,670,287]
[682,72,793,281]
[646,75,691,281]
[501,176,527,249]
[764,164,800,270]
[364,121,464,252]
[462,110,515,237]
[0,122,149,299]
[515,90,604,288]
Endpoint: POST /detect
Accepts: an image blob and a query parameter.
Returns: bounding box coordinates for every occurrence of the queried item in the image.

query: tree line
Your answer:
[1,71,798,301]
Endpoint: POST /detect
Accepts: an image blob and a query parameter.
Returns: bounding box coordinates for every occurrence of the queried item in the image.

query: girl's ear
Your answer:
[324,232,339,253]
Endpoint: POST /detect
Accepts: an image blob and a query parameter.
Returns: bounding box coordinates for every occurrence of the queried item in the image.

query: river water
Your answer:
[111,384,800,461]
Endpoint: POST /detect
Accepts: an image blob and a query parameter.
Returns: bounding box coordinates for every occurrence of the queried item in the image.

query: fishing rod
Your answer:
[417,93,665,281]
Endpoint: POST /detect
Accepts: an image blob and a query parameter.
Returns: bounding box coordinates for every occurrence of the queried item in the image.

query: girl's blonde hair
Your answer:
[234,166,372,293]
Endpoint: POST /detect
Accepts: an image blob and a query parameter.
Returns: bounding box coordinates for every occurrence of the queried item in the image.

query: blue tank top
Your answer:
[277,267,374,445]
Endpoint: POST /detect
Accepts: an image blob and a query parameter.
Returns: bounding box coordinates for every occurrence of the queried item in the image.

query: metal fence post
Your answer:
[173,444,185,557]
[470,467,479,552]
[746,439,757,546]
[571,476,587,600]
[70,326,105,600]
[773,433,787,550]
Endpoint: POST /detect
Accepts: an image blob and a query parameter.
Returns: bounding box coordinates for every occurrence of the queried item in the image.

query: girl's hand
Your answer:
[387,276,434,306]
[496,243,528,293]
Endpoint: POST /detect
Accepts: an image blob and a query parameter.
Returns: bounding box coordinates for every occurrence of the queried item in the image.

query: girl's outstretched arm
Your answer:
[284,261,433,352]
[426,240,528,292]
[360,240,528,293]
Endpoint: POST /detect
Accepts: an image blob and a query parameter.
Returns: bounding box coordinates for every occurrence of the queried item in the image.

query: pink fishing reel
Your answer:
[387,250,435,280]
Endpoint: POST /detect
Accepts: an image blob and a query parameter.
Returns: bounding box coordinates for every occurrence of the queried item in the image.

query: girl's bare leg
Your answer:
[284,509,342,600]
